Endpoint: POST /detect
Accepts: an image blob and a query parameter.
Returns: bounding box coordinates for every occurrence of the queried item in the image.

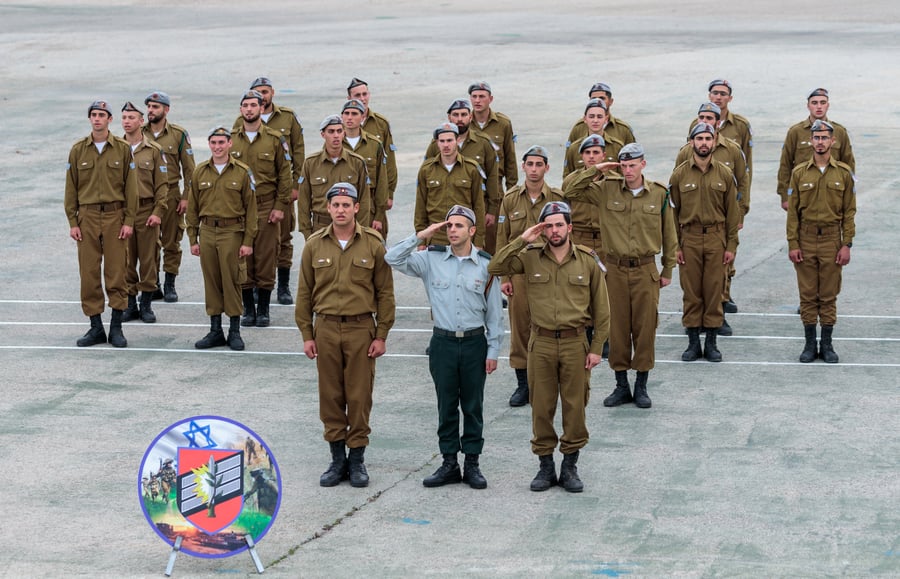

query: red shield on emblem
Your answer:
[176,448,244,534]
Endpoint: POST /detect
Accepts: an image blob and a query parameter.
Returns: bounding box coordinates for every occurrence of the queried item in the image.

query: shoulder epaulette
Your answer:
[144,139,163,152]
[307,228,327,242]
[477,249,492,259]
[502,185,526,198]
[834,161,855,174]
[732,113,751,126]
[525,243,544,251]
[427,244,448,252]
[575,244,605,268]
[276,105,296,115]
[357,225,385,243]
[232,158,252,173]
[262,125,283,139]
[494,111,512,124]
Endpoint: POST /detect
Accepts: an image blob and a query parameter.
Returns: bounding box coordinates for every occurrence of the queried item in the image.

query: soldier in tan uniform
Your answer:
[567,82,636,149]
[669,123,741,363]
[561,134,610,259]
[297,115,370,239]
[497,145,564,407]
[187,126,257,351]
[65,100,138,348]
[489,201,609,494]
[787,120,856,364]
[143,91,195,302]
[565,144,678,409]
[296,183,395,489]
[341,99,389,234]
[120,101,167,324]
[415,122,486,247]
[563,99,625,179]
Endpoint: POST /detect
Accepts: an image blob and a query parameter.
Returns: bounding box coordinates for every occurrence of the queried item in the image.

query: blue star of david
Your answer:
[182,420,216,449]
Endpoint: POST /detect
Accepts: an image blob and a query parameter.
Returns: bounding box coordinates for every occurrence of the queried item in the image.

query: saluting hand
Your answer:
[520,222,546,244]
[417,220,449,242]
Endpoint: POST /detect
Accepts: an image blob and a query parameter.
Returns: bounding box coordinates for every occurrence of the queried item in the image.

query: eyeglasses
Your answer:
[709,90,730,97]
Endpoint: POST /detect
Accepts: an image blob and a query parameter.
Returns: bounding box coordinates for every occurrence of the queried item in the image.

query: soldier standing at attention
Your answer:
[496,145,564,407]
[65,100,138,348]
[489,201,610,494]
[187,126,257,351]
[563,99,625,179]
[296,183,395,489]
[385,205,503,489]
[143,91,195,302]
[120,101,167,324]
[341,99,389,234]
[566,82,636,148]
[787,120,856,363]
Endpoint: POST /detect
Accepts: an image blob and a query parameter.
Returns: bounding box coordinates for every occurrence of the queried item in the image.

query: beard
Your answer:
[244,112,261,124]
[692,145,711,158]
[547,232,569,248]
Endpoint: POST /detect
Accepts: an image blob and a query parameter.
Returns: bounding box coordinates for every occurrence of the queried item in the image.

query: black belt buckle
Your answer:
[629,258,638,268]
[99,203,106,212]
[701,225,709,234]
[553,330,562,339]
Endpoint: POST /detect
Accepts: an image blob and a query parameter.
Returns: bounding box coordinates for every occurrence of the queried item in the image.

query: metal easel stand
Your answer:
[245,535,265,573]
[164,536,183,576]
[162,534,263,575]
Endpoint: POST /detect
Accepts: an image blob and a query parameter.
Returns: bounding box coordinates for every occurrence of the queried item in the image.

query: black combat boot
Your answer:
[799,324,817,363]
[819,325,839,363]
[603,370,633,407]
[462,454,487,489]
[122,294,139,322]
[195,315,227,349]
[76,314,106,347]
[163,272,178,303]
[718,317,733,336]
[108,309,127,348]
[227,316,245,351]
[704,327,722,362]
[558,450,584,493]
[255,288,272,327]
[276,267,293,305]
[240,288,256,327]
[151,269,164,301]
[723,299,738,314]
[633,371,652,409]
[423,453,462,487]
[139,291,157,323]
[509,369,529,407]
[320,441,348,487]
[682,328,702,361]
[348,447,370,487]
[530,454,557,492]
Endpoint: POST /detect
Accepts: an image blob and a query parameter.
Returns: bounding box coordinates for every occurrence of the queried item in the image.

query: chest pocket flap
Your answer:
[568,273,589,286]
[606,200,626,212]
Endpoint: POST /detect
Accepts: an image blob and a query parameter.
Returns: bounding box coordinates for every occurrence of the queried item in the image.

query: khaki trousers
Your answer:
[77,205,128,315]
[199,223,245,317]
[126,200,160,294]
[795,227,842,326]
[606,261,660,372]
[679,227,725,328]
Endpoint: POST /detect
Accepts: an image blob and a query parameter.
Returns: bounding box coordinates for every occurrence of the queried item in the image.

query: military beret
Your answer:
[319,114,343,131]
[241,90,263,104]
[698,102,721,119]
[249,76,272,89]
[433,122,459,139]
[207,125,231,139]
[584,98,608,114]
[88,100,113,116]
[618,143,645,161]
[446,204,476,225]
[810,119,835,133]
[579,133,606,153]
[447,99,472,113]
[347,77,368,91]
[708,79,732,93]
[690,122,716,139]
[326,182,358,200]
[342,99,366,114]
[144,91,170,107]
[121,101,144,115]
[522,145,549,162]
[808,87,829,100]
[539,201,571,222]
[589,82,612,96]
[468,81,492,94]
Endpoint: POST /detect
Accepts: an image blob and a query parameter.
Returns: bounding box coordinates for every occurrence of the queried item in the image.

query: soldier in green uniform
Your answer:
[187,126,258,351]
[120,101,167,324]
[786,120,856,364]
[296,183,395,488]
[143,91,195,302]
[563,98,625,179]
[566,82,636,149]
[497,145,564,407]
[341,99,389,234]
[65,100,138,348]
[489,201,610,494]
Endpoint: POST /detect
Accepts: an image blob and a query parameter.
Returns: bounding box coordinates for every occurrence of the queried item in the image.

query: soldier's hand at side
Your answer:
[723,251,734,265]
[268,209,284,224]
[303,340,317,359]
[119,225,133,240]
[789,249,803,263]
[500,281,513,296]
[836,246,851,266]
[781,200,789,211]
[372,220,383,232]
[70,226,82,242]
[676,250,685,265]
[147,214,161,227]
[190,244,200,256]
[177,199,188,215]
[659,277,672,288]
[367,338,386,358]
[239,245,253,258]
[387,199,394,210]
[585,353,601,370]
[485,213,496,228]
[521,222,546,244]
[291,188,299,202]
[486,359,497,374]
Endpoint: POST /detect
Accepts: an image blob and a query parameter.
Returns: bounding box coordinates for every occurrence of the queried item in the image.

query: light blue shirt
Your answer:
[385,233,503,360]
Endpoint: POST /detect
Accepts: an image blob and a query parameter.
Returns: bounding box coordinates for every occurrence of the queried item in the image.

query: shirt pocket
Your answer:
[224,179,244,202]
[642,203,661,215]
[567,273,589,287]
[256,151,275,172]
[679,182,698,195]
[138,158,155,172]
[350,255,374,283]
[606,199,627,213]
[526,271,550,286]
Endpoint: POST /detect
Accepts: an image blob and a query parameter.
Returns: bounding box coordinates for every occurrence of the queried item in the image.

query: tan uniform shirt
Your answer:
[343,130,389,224]
[415,153,487,246]
[562,133,625,179]
[497,183,565,283]
[186,158,259,247]
[362,110,398,197]
[675,134,750,216]
[786,157,856,250]
[230,125,293,213]
[474,109,517,190]
[566,114,636,148]
[130,137,168,218]
[426,131,500,215]
[297,148,370,238]
[561,166,609,233]
[65,134,138,227]
[142,121,195,198]
[778,117,854,203]
[668,158,741,253]
[234,104,305,188]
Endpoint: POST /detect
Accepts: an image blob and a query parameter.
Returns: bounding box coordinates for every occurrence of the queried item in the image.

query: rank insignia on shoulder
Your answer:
[427,245,448,252]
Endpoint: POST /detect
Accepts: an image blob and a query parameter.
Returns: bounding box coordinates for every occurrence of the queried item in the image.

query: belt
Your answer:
[80,201,124,212]
[800,223,839,235]
[681,222,723,234]
[318,313,373,323]
[201,216,243,227]
[433,327,485,338]
[313,212,331,224]
[610,255,655,268]
[257,192,275,203]
[139,197,156,206]
[533,325,585,339]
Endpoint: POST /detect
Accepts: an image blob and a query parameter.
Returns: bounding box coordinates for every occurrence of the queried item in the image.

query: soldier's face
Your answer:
[437,132,457,157]
[522,156,549,183]
[708,85,732,109]
[691,133,715,157]
[349,85,370,107]
[327,195,359,225]
[89,110,112,132]
[697,112,718,125]
[146,102,168,123]
[469,90,492,113]
[208,136,232,162]
[581,146,605,166]
[542,215,571,247]
[619,158,646,186]
[446,216,475,248]
[322,125,345,150]
[584,107,608,133]
[588,91,612,109]
[448,109,471,130]
[241,98,261,123]
[811,130,834,155]
[807,97,829,119]
[121,111,143,134]
[342,108,363,130]
[256,86,274,110]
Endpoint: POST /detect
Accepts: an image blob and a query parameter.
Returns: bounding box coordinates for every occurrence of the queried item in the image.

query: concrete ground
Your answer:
[1,0,899,576]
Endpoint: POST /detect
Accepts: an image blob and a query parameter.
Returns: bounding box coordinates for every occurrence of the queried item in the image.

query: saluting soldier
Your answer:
[65,100,138,348]
[187,126,258,351]
[296,183,395,489]
[489,201,610,494]
[566,82,636,148]
[563,98,625,179]
[561,134,611,259]
[341,99,389,234]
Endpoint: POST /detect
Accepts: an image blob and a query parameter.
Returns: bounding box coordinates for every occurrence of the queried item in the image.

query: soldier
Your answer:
[230,90,292,329]
[341,99,389,233]
[295,183,395,488]
[561,134,610,259]
[468,81,517,253]
[347,78,398,236]
[778,88,855,210]
[65,100,137,348]
[232,77,305,306]
[668,123,741,363]
[489,201,610,494]
[497,145,564,407]
[187,126,257,351]
[244,468,278,516]
[563,98,625,179]
[297,115,370,239]
[385,205,503,489]
[564,144,678,409]
[787,120,856,364]
[415,122,486,247]
[143,91,195,302]
[120,101,167,324]
[566,82,636,148]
